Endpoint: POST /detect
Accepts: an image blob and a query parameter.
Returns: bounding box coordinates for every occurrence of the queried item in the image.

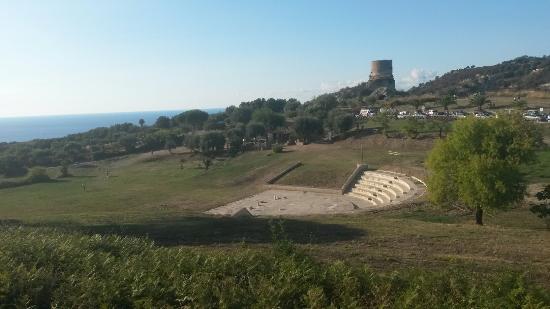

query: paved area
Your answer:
[206,189,376,217]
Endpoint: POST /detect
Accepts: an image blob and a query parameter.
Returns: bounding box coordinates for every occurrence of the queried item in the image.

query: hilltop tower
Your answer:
[368,60,395,91]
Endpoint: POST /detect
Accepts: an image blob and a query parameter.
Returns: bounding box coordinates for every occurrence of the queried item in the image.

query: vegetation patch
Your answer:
[0,225,548,308]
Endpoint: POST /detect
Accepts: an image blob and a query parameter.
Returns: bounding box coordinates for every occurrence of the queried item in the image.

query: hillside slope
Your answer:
[408,55,550,96]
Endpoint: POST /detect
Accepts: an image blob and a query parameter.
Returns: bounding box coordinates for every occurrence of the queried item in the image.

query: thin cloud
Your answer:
[398,68,437,90]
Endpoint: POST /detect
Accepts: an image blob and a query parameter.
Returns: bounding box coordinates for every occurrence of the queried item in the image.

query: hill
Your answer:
[408,55,550,96]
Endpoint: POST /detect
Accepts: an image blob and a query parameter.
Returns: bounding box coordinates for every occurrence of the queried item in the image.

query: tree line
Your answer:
[0,96,356,178]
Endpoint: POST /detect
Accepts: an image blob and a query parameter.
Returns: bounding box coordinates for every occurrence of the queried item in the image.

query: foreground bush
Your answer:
[0,226,548,308]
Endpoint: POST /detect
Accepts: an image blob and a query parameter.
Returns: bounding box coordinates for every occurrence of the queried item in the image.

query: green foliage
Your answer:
[246,122,266,138]
[427,115,541,224]
[328,111,354,134]
[294,117,323,144]
[0,226,548,308]
[174,109,209,130]
[252,108,286,131]
[0,155,27,177]
[154,116,171,129]
[373,112,391,137]
[530,185,550,228]
[427,118,452,138]
[402,118,424,139]
[283,98,302,118]
[304,94,338,120]
[409,55,550,96]
[469,92,491,111]
[58,164,70,178]
[438,93,457,111]
[199,132,226,155]
[25,167,51,183]
[118,134,138,153]
[272,144,284,153]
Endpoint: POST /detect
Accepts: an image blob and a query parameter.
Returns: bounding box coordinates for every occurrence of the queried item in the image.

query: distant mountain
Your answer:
[407,56,550,96]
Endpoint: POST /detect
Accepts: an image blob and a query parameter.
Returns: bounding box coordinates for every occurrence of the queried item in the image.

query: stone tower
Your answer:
[368,60,395,91]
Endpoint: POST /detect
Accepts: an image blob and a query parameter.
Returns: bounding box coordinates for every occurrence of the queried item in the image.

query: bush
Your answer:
[0,168,51,190]
[0,226,548,308]
[272,144,284,153]
[25,168,51,184]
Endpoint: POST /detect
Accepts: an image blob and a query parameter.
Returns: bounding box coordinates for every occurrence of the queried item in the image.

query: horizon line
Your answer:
[0,107,226,120]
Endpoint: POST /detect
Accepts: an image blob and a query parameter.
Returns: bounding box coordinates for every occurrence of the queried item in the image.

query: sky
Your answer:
[1,0,549,117]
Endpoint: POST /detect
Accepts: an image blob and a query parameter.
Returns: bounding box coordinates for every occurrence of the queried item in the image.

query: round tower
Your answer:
[370,60,393,80]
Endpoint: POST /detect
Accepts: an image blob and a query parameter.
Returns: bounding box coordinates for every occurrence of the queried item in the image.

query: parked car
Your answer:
[523,110,543,121]
[397,111,410,119]
[452,110,467,118]
[474,111,493,118]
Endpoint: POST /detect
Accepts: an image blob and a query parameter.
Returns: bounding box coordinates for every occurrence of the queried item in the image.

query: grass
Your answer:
[522,150,550,183]
[0,132,549,305]
[2,225,548,307]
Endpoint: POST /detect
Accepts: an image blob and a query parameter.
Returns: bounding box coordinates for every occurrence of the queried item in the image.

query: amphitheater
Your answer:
[207,169,426,217]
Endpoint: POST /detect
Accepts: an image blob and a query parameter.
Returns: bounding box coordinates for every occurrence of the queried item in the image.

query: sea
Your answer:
[0,109,224,143]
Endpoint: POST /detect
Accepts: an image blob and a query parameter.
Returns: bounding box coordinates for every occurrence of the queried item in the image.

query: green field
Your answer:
[1,133,549,305]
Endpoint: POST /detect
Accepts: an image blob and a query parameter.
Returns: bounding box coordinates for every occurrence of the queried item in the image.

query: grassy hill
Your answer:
[1,93,549,306]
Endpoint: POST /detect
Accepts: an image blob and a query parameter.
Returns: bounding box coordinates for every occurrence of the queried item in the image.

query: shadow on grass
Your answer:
[389,208,471,224]
[3,216,366,246]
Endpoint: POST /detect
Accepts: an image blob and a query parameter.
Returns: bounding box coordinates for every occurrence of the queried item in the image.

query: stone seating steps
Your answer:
[351,187,390,203]
[365,171,416,191]
[363,172,413,191]
[358,176,408,195]
[346,170,423,207]
[354,183,396,200]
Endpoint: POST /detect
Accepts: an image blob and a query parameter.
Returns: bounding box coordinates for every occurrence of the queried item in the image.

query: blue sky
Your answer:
[1,0,549,117]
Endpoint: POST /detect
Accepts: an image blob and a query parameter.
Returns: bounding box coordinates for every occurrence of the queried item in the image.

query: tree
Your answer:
[294,117,323,144]
[155,116,171,129]
[246,122,266,139]
[469,92,491,111]
[119,134,137,153]
[327,111,354,134]
[410,99,423,112]
[402,118,423,139]
[427,115,541,225]
[530,185,550,229]
[265,98,287,113]
[164,136,177,154]
[138,118,145,128]
[144,132,165,154]
[373,112,391,137]
[252,108,285,131]
[229,107,253,124]
[251,108,286,143]
[204,113,226,131]
[200,132,225,155]
[0,155,27,177]
[304,94,338,120]
[178,109,209,131]
[185,134,201,153]
[438,93,457,113]
[63,142,84,162]
[334,114,354,133]
[284,99,302,118]
[427,118,451,138]
[226,128,244,156]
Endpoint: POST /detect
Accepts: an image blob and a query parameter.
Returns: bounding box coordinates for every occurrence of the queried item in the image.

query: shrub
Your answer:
[0,226,548,308]
[25,168,51,184]
[272,144,284,153]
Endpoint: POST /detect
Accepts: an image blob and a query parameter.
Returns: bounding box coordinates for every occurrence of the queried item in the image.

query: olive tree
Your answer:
[426,114,541,225]
[294,116,323,144]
